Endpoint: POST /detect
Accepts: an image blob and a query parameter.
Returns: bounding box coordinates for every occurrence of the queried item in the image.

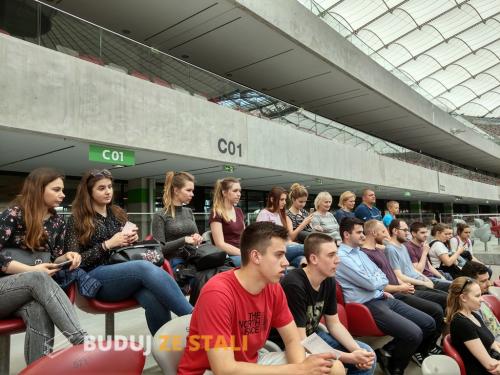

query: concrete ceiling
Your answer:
[38,0,500,175]
[0,127,496,204]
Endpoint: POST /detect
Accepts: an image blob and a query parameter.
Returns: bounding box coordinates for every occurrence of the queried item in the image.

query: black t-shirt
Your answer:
[451,312,495,375]
[269,268,337,348]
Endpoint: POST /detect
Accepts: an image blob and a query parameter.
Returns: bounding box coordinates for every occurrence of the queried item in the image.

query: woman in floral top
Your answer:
[0,168,86,364]
[64,169,193,335]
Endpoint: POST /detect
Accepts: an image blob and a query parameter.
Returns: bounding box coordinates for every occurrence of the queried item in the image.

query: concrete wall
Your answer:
[0,34,498,202]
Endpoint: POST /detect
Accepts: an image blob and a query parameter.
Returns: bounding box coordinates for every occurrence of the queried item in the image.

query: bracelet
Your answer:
[102,241,108,251]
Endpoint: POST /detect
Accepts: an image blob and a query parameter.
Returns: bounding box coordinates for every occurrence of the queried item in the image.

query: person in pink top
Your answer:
[177,222,339,375]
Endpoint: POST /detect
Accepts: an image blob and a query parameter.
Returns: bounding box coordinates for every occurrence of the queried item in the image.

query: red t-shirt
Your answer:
[208,207,245,248]
[177,269,293,375]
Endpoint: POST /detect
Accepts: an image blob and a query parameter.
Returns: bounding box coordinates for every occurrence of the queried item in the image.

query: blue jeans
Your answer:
[317,331,376,374]
[89,260,193,335]
[286,243,305,268]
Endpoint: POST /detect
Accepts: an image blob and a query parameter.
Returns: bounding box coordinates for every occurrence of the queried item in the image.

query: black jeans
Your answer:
[365,297,435,372]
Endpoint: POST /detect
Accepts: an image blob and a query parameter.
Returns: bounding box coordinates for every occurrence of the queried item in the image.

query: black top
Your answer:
[270,268,337,348]
[0,206,65,275]
[64,208,124,271]
[451,312,495,375]
[286,208,311,231]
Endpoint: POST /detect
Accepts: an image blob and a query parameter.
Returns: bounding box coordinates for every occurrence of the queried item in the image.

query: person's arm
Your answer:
[463,338,499,372]
[393,269,433,288]
[336,255,388,291]
[427,261,446,278]
[449,237,459,253]
[5,260,59,275]
[324,314,375,367]
[210,221,240,256]
[411,243,429,273]
[0,207,19,249]
[439,249,464,267]
[287,215,313,242]
[386,246,432,287]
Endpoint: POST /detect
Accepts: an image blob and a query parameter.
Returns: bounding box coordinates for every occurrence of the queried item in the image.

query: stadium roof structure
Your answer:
[300,0,500,119]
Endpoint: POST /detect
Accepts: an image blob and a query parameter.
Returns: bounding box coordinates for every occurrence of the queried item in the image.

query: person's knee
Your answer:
[21,270,54,288]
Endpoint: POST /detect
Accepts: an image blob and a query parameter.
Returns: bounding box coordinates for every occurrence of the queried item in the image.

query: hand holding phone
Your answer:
[55,260,73,269]
[309,208,315,214]
[122,221,138,235]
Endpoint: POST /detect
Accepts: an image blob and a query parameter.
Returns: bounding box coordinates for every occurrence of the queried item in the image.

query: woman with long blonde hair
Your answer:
[447,276,500,374]
[209,177,244,266]
[152,171,202,264]
[256,187,305,267]
[65,169,193,334]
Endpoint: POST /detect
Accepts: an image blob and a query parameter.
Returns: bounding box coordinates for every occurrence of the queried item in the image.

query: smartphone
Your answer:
[55,260,72,269]
[122,221,138,233]
[309,208,315,214]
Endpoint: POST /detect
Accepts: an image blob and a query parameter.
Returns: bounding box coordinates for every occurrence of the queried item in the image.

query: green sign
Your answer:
[223,164,235,173]
[404,191,411,197]
[315,178,323,184]
[89,144,135,166]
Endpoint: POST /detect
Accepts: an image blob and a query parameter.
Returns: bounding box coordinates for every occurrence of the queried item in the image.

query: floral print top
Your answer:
[64,208,125,271]
[0,206,65,273]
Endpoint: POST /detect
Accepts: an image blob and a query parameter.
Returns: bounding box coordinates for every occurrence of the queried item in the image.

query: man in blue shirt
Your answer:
[354,189,382,222]
[335,218,435,375]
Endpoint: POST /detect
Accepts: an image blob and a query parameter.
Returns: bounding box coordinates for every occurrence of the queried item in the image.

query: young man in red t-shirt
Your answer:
[177,221,336,375]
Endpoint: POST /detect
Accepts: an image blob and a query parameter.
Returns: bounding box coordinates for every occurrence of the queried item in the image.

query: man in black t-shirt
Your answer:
[280,232,376,374]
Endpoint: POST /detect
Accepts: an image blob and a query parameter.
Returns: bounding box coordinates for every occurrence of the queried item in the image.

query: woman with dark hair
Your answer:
[64,169,192,335]
[0,167,86,364]
[256,187,305,267]
[429,223,463,279]
[447,277,500,374]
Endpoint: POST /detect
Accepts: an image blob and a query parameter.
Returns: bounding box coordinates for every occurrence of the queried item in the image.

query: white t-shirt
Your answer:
[429,241,450,268]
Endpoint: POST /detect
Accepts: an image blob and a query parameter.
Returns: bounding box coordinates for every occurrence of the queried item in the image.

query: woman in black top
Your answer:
[447,277,500,374]
[0,168,86,364]
[64,169,192,335]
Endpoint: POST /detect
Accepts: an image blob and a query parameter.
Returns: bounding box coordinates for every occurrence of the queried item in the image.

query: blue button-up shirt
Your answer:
[336,243,388,304]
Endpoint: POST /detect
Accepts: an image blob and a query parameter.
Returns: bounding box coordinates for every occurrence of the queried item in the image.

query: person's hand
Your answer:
[399,283,415,294]
[302,214,314,226]
[106,232,131,249]
[31,263,59,276]
[126,232,139,245]
[487,360,500,374]
[297,353,335,374]
[456,245,465,254]
[424,280,434,289]
[191,233,203,245]
[422,242,430,255]
[347,349,375,368]
[313,225,324,232]
[64,251,81,270]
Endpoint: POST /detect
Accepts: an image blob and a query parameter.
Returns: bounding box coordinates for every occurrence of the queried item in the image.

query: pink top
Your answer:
[256,209,283,226]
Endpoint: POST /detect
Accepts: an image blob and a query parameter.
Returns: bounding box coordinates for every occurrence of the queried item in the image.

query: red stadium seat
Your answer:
[130,70,150,81]
[490,217,500,244]
[19,340,145,374]
[336,282,385,337]
[78,54,104,66]
[443,334,466,375]
[482,294,500,320]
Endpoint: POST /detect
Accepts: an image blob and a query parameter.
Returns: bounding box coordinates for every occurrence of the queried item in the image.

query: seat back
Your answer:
[20,340,145,374]
[482,294,500,320]
[152,315,192,374]
[488,287,500,299]
[335,282,345,305]
[421,354,460,375]
[443,335,466,375]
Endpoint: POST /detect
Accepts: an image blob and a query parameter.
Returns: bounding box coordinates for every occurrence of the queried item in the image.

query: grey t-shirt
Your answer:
[385,242,425,281]
[152,206,198,258]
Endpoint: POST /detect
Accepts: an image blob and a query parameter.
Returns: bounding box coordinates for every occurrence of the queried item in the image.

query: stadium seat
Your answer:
[442,334,465,375]
[130,70,149,81]
[421,354,460,375]
[19,339,145,374]
[494,279,500,288]
[151,76,173,88]
[482,294,500,320]
[78,54,104,66]
[0,28,10,35]
[335,283,384,337]
[75,292,139,338]
[490,217,500,244]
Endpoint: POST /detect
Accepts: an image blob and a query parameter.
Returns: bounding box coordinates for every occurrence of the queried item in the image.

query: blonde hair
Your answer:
[314,191,332,210]
[289,183,308,202]
[212,177,240,222]
[446,277,478,324]
[338,191,356,209]
[162,171,195,218]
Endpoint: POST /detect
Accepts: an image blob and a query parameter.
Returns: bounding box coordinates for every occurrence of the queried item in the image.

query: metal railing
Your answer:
[6,0,498,186]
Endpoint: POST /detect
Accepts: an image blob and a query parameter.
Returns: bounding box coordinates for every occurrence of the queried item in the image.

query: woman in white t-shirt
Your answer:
[450,223,492,277]
[429,223,464,279]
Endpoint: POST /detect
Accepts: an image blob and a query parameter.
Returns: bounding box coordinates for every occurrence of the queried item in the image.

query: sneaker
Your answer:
[429,345,443,355]
[411,352,424,367]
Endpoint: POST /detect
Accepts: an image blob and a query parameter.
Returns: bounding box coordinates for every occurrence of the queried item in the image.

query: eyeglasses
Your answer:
[397,228,409,232]
[89,169,112,178]
[459,277,474,294]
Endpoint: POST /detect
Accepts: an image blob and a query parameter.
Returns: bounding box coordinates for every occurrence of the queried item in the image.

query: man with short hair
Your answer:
[405,222,451,292]
[279,232,376,374]
[385,219,448,311]
[461,261,500,339]
[382,201,399,227]
[335,218,435,375]
[178,222,336,375]
[354,189,382,222]
[361,220,445,364]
